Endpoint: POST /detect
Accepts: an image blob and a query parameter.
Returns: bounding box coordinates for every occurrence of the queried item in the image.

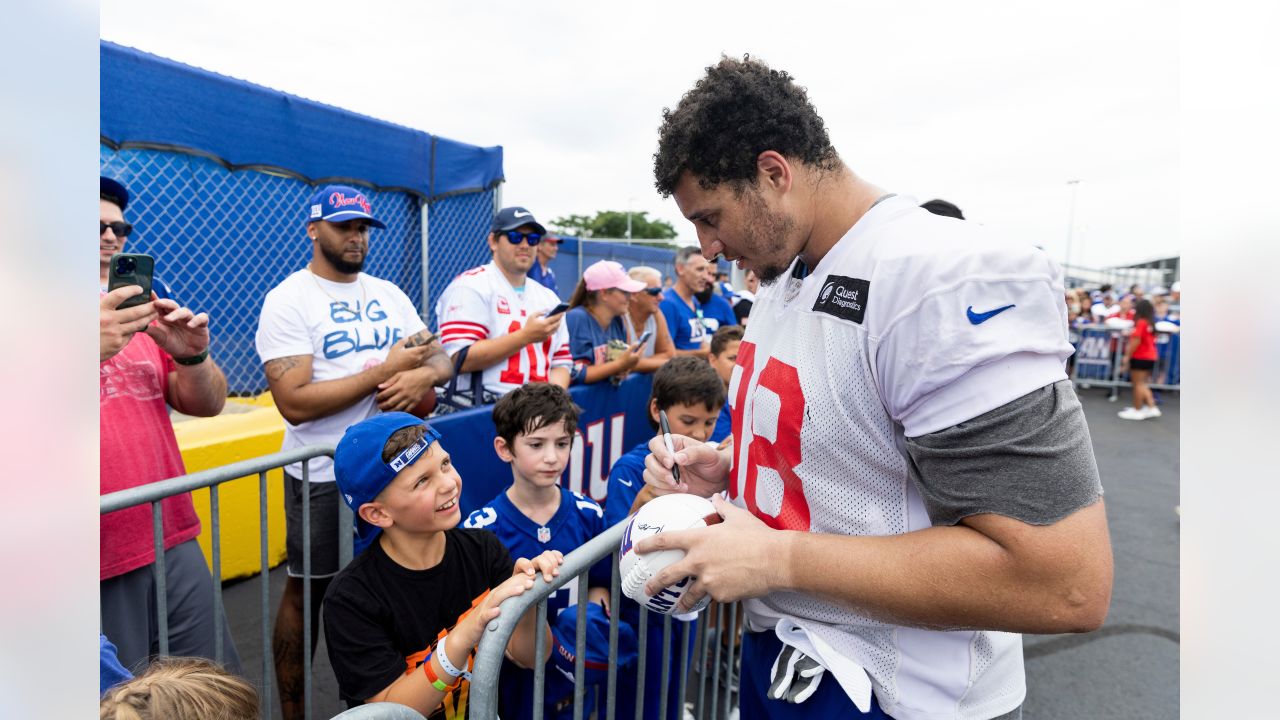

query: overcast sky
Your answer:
[101,0,1178,269]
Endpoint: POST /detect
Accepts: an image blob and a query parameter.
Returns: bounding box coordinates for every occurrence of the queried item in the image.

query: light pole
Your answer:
[1064,179,1081,284]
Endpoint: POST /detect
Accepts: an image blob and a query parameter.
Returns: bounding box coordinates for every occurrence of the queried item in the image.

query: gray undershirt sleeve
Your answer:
[903,380,1104,527]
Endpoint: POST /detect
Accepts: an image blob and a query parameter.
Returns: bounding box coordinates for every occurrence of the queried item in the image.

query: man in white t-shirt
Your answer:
[255,185,452,720]
[434,206,573,399]
[637,57,1113,720]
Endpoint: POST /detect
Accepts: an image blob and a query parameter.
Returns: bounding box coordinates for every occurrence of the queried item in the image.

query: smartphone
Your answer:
[632,330,653,351]
[548,302,571,317]
[107,253,155,310]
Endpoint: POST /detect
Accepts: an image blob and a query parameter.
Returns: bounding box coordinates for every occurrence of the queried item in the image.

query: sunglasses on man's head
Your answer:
[643,287,663,296]
[100,221,134,238]
[502,230,542,246]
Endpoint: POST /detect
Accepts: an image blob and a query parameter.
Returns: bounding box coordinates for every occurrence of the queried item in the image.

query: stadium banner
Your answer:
[433,374,656,516]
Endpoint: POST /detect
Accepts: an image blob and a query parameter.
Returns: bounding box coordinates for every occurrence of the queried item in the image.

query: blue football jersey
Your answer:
[464,486,610,613]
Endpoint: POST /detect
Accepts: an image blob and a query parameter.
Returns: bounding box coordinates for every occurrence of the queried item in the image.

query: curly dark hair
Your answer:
[654,55,842,197]
[491,382,581,447]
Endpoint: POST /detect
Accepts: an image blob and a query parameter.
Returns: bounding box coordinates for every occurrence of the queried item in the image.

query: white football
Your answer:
[619,493,722,615]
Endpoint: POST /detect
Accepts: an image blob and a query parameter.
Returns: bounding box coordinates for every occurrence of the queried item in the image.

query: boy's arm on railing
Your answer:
[469,520,631,720]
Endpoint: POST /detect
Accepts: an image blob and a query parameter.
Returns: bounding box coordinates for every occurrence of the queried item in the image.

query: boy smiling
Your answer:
[323,413,562,719]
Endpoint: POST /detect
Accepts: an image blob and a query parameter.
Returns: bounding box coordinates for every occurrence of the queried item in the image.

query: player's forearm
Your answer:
[458,333,530,372]
[423,351,455,385]
[779,503,1112,634]
[169,359,227,417]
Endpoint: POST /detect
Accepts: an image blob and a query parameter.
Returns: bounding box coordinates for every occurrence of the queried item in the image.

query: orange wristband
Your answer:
[423,653,460,692]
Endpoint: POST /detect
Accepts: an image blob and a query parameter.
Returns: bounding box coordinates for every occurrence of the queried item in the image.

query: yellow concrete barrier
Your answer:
[173,398,290,582]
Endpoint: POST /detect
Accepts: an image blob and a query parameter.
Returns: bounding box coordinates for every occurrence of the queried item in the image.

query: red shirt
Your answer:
[100,332,200,580]
[1131,319,1158,361]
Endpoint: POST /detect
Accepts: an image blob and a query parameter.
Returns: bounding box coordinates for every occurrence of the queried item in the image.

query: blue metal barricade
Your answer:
[100,444,343,720]
[1070,323,1181,397]
[470,521,741,720]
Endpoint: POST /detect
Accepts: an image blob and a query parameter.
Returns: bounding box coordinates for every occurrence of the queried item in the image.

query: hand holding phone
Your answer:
[107,253,155,310]
[631,330,653,352]
[548,302,571,317]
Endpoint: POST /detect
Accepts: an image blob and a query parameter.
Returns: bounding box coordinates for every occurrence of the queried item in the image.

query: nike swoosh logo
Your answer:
[618,478,633,487]
[513,210,531,218]
[966,304,1016,325]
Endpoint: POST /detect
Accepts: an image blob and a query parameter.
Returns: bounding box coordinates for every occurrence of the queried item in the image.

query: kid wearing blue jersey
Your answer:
[464,383,611,719]
[604,356,725,720]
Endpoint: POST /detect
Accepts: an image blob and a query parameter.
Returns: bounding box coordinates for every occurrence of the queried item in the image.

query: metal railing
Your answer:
[1069,324,1182,399]
[471,520,741,720]
[100,444,344,720]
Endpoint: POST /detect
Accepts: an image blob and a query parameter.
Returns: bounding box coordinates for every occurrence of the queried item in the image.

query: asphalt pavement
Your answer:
[222,387,1180,719]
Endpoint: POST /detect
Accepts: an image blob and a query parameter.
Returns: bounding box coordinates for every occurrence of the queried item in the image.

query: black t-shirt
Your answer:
[323,528,514,717]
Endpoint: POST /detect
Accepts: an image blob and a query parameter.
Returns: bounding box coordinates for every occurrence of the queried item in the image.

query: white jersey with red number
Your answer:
[434,262,572,396]
[729,195,1072,720]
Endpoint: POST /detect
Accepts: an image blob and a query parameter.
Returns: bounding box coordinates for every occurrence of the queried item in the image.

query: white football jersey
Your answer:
[435,262,573,396]
[729,195,1072,720]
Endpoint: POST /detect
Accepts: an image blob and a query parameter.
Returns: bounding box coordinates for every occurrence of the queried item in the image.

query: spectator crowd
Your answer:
[99,172,1174,718]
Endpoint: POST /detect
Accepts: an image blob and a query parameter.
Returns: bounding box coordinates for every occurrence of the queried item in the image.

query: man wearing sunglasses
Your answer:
[435,206,573,398]
[98,175,242,676]
[528,231,560,295]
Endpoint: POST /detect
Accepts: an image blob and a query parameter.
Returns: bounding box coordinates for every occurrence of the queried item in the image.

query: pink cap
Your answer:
[583,261,646,293]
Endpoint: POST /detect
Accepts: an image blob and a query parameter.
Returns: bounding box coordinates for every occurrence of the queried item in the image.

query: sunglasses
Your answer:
[100,221,134,238]
[643,287,663,296]
[502,230,542,246]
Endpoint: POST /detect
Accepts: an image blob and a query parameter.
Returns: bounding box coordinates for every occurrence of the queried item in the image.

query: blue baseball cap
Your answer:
[334,412,442,541]
[307,185,386,229]
[491,206,547,236]
[101,176,130,210]
[546,603,638,697]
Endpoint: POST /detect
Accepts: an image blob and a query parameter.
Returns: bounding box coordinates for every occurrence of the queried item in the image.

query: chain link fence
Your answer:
[101,144,497,395]
[422,190,499,322]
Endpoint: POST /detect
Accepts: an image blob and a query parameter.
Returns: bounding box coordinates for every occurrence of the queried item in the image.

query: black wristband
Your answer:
[173,348,209,366]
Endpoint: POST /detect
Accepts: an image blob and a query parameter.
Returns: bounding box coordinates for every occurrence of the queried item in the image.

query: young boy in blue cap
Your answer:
[323,412,562,719]
[464,382,612,719]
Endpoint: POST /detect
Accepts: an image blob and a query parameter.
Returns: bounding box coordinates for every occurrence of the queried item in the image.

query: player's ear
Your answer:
[494,436,514,463]
[649,399,661,426]
[359,502,392,530]
[756,150,792,195]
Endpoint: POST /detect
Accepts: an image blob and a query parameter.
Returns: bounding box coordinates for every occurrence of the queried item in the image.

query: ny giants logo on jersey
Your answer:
[813,275,871,324]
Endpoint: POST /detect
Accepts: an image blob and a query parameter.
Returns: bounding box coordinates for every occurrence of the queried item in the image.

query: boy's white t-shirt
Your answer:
[256,269,426,483]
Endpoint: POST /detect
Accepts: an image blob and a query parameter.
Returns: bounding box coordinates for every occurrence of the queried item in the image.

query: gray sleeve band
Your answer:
[904,380,1104,527]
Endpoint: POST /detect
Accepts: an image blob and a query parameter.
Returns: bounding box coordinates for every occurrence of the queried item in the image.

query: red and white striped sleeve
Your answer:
[549,316,574,368]
[437,284,491,354]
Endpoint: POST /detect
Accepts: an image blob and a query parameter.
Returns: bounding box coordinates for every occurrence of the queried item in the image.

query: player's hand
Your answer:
[643,433,730,498]
[520,311,563,343]
[384,336,433,373]
[376,367,437,412]
[100,286,157,361]
[636,494,787,612]
[514,550,564,584]
[144,296,210,360]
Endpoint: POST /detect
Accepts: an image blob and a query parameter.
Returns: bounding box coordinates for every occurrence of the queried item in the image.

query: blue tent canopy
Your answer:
[100,41,503,199]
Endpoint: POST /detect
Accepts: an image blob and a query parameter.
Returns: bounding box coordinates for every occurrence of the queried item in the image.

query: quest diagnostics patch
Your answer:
[812,275,870,324]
